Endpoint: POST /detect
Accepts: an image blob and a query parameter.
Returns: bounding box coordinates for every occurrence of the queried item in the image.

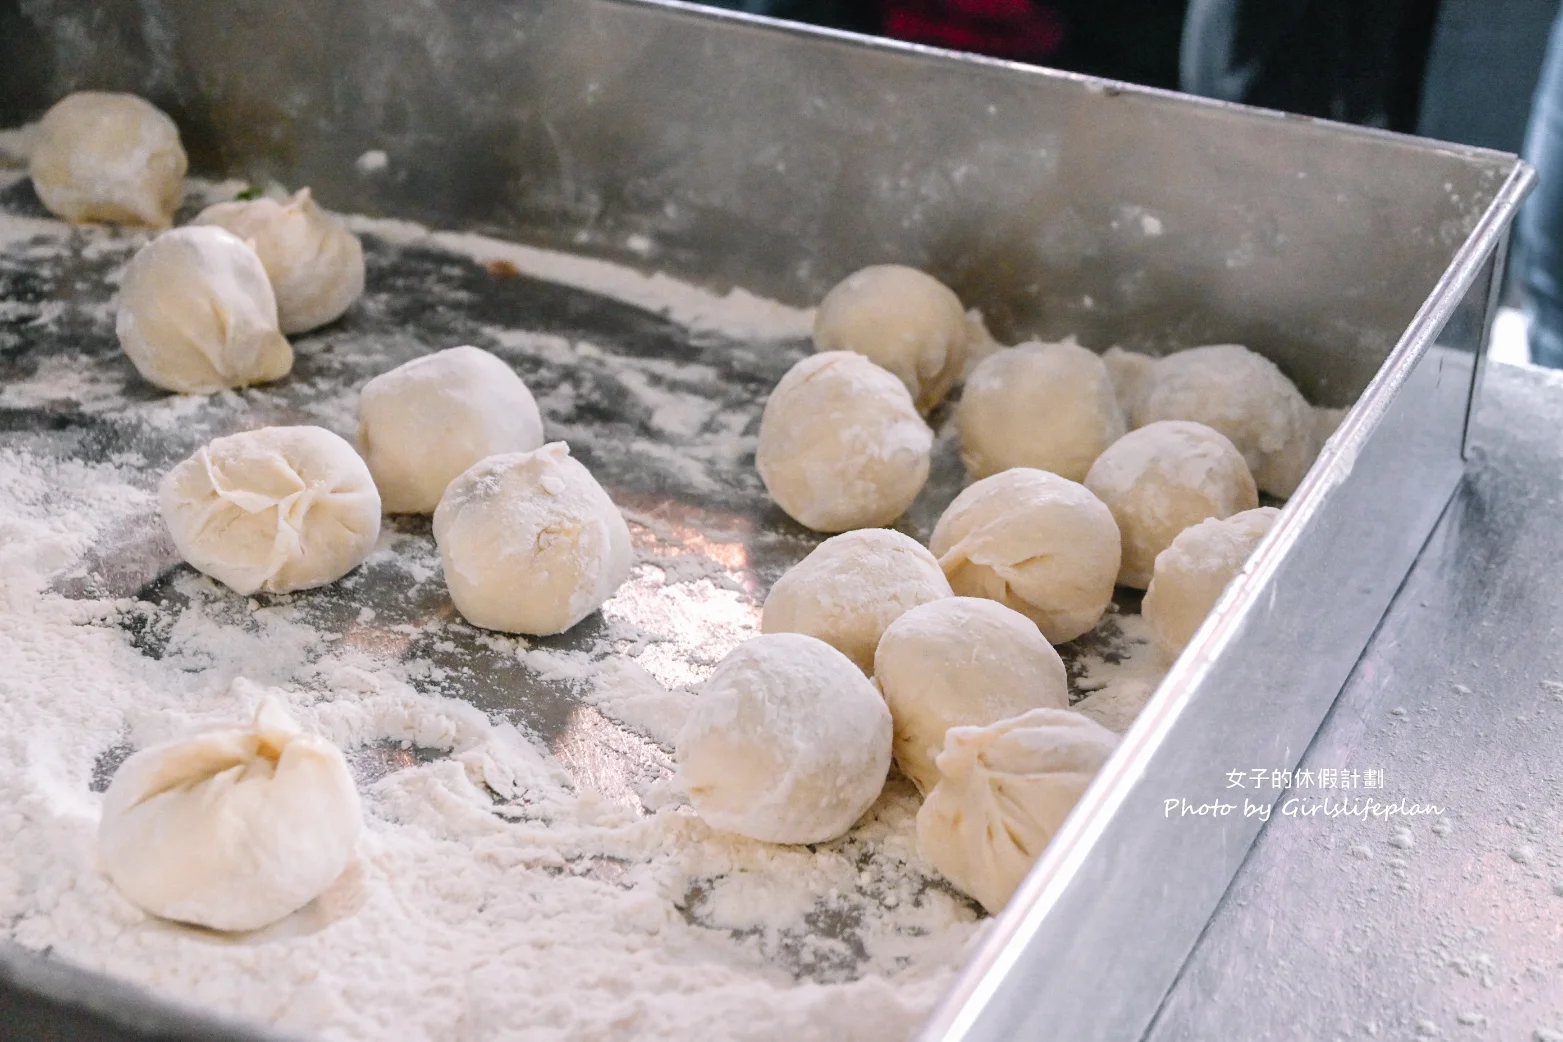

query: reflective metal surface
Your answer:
[0,1,1537,1039]
[2,0,1520,402]
[919,174,1531,1042]
[1146,359,1563,1040]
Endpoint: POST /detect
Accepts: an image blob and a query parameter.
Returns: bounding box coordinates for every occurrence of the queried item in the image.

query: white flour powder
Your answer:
[0,187,982,1041]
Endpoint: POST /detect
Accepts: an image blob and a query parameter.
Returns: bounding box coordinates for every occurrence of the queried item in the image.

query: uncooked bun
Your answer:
[1143,506,1280,660]
[193,188,364,333]
[99,682,361,932]
[756,351,933,533]
[358,345,545,514]
[916,707,1118,913]
[1084,420,1257,589]
[29,91,187,227]
[161,426,381,595]
[928,468,1120,644]
[761,528,952,673]
[957,340,1125,481]
[875,597,1069,794]
[116,226,293,394]
[433,442,631,635]
[1132,344,1315,498]
[676,633,893,844]
[813,265,970,412]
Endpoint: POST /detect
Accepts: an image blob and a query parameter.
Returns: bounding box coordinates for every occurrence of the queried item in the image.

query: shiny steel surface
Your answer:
[1147,359,1563,1040]
[0,1,1538,1040]
[0,0,1519,402]
[920,173,1532,1042]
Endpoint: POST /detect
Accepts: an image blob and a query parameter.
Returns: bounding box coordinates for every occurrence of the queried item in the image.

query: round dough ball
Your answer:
[433,441,631,635]
[814,265,971,413]
[761,528,952,673]
[116,226,293,394]
[756,351,933,533]
[916,707,1117,913]
[1132,344,1315,498]
[99,684,361,932]
[161,426,380,596]
[1084,420,1258,589]
[358,346,545,514]
[676,633,893,844]
[193,188,365,333]
[29,91,187,227]
[1143,506,1280,660]
[957,340,1126,482]
[875,597,1068,794]
[928,468,1120,644]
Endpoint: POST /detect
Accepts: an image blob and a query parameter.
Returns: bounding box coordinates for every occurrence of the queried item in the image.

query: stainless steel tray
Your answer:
[0,1,1534,1039]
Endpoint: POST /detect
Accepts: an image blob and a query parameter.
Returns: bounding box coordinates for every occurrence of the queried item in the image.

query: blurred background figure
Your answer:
[1179,0,1438,132]
[1520,9,1563,367]
[699,0,1563,368]
[701,1,1188,88]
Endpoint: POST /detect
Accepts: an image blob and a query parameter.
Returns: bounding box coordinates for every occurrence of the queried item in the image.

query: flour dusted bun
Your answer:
[1144,506,1280,660]
[161,426,379,595]
[761,528,952,673]
[1084,420,1257,589]
[193,188,365,333]
[814,265,971,412]
[756,351,933,532]
[358,346,545,514]
[99,683,361,932]
[433,442,630,635]
[1132,344,1314,498]
[29,92,187,227]
[916,708,1117,913]
[676,633,892,844]
[957,340,1125,482]
[929,468,1120,644]
[875,597,1068,794]
[1102,346,1156,418]
[116,226,293,394]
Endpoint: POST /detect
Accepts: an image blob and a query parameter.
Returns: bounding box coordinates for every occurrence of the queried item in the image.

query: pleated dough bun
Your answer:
[98,683,362,932]
[916,708,1117,913]
[358,346,545,514]
[116,226,293,394]
[193,188,365,333]
[29,91,187,227]
[676,633,893,844]
[956,340,1125,482]
[928,468,1120,644]
[761,528,952,673]
[756,351,933,533]
[875,597,1068,794]
[160,426,381,595]
[433,442,631,636]
[1083,420,1257,589]
[813,265,971,413]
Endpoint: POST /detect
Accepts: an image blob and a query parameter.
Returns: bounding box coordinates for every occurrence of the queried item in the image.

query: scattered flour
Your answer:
[0,447,981,1042]
[344,215,815,342]
[0,186,980,1042]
